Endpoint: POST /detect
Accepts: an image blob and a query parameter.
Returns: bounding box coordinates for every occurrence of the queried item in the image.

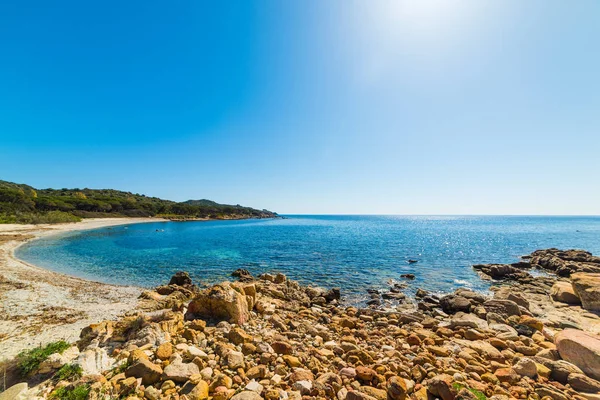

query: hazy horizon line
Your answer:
[278,213,600,217]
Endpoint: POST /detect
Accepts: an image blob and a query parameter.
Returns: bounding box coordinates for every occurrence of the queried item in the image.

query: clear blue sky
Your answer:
[1,1,599,214]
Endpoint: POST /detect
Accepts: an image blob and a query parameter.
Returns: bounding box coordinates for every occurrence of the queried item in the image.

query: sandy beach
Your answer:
[0,218,165,361]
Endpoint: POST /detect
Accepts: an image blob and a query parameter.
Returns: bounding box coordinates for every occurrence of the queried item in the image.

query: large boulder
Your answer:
[455,288,486,304]
[552,360,584,383]
[571,273,600,311]
[180,380,210,400]
[550,281,581,305]
[513,357,537,378]
[186,283,250,325]
[163,355,200,382]
[449,312,488,330]
[387,376,409,400]
[483,299,521,318]
[439,295,471,314]
[76,346,115,375]
[494,287,530,309]
[454,339,503,361]
[555,329,600,380]
[125,358,163,385]
[568,373,600,393]
[534,359,583,383]
[426,374,454,400]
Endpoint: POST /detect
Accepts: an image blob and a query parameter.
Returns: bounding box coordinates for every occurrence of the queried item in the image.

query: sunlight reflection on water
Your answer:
[17,215,600,305]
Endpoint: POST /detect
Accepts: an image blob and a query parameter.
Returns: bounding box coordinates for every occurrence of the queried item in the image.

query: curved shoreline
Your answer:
[0,218,165,361]
[10,218,169,287]
[4,217,600,365]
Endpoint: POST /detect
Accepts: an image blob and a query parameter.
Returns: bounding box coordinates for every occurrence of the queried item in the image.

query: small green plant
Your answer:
[453,382,487,400]
[49,384,90,400]
[105,360,130,380]
[17,340,70,376]
[54,364,82,381]
[115,360,130,374]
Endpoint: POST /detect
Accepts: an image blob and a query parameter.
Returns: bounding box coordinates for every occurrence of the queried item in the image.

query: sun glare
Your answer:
[344,0,486,85]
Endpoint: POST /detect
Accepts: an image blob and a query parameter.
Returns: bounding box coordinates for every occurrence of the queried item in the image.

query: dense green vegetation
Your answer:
[54,364,83,381]
[0,210,81,224]
[49,385,90,400]
[0,180,277,223]
[16,340,71,376]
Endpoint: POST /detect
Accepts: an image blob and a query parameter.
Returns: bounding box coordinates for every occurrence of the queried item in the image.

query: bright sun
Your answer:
[343,0,486,85]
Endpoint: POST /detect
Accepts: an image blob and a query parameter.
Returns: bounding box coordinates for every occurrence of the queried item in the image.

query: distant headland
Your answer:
[0,180,278,224]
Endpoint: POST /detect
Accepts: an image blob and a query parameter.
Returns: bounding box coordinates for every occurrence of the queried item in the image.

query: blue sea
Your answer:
[16,216,600,304]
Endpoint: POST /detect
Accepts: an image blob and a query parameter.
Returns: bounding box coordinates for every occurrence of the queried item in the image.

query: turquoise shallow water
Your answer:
[16,215,600,304]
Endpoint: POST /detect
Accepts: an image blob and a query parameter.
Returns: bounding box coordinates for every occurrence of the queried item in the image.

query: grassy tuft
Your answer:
[453,382,487,400]
[54,364,83,381]
[17,340,71,376]
[49,384,90,400]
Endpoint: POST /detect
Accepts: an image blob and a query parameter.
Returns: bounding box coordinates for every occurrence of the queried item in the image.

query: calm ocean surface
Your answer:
[16,216,600,304]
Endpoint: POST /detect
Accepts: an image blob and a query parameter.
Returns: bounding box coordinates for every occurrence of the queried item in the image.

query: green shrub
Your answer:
[17,340,71,376]
[34,211,82,224]
[54,364,83,381]
[114,360,130,374]
[0,211,81,224]
[49,385,90,400]
[0,212,17,223]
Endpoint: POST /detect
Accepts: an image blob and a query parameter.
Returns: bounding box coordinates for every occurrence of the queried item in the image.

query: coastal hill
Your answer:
[0,180,277,223]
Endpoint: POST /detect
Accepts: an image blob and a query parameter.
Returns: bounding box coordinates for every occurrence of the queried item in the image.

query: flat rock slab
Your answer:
[555,329,600,380]
[0,383,28,400]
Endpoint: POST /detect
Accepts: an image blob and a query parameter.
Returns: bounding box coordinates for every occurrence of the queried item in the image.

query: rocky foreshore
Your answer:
[5,249,600,400]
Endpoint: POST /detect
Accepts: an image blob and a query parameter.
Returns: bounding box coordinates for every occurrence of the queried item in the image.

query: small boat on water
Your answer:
[407,259,418,264]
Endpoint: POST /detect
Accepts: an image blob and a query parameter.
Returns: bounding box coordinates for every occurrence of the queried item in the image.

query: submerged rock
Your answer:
[169,271,193,286]
[231,268,253,281]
